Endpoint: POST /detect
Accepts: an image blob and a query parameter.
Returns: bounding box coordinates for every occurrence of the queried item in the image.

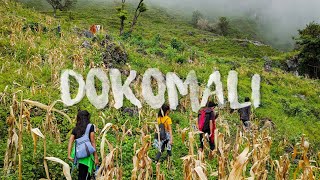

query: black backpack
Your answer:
[155,118,167,141]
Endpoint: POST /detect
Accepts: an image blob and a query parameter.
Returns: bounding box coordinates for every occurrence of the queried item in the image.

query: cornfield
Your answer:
[2,91,320,180]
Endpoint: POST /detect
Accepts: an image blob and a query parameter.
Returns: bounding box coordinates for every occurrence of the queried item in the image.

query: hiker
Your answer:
[67,110,99,180]
[90,24,97,35]
[153,104,173,163]
[96,25,101,32]
[238,97,251,129]
[198,101,217,151]
[57,24,61,37]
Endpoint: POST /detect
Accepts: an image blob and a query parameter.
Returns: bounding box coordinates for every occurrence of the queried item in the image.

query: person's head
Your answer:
[75,110,91,137]
[207,101,215,108]
[245,97,250,102]
[158,104,170,117]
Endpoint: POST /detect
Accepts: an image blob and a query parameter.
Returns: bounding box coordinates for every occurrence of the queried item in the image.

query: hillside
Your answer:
[0,0,320,179]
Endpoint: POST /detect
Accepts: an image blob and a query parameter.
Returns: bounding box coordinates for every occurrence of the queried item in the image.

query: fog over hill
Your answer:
[20,0,320,50]
[145,0,320,50]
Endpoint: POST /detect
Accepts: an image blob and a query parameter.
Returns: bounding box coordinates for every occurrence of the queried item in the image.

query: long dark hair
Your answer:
[206,101,216,108]
[75,110,91,137]
[158,104,170,117]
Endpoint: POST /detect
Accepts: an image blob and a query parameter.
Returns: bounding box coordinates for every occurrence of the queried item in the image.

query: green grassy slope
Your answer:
[0,0,320,179]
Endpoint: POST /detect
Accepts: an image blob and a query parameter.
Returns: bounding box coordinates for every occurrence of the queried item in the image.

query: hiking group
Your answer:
[67,98,251,179]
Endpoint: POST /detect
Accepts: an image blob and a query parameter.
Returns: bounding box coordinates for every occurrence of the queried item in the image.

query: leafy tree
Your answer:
[191,10,203,27]
[130,0,147,33]
[298,22,320,38]
[296,22,320,78]
[116,0,128,35]
[218,17,230,36]
[45,0,77,17]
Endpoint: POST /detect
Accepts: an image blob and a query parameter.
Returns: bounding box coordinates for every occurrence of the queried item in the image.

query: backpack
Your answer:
[198,108,214,132]
[75,124,96,159]
[155,118,168,141]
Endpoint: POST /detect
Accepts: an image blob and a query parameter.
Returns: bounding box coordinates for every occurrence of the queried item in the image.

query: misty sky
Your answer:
[23,0,320,49]
[145,0,320,49]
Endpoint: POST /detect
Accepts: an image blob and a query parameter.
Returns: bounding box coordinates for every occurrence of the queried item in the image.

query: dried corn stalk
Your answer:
[3,106,18,175]
[23,99,71,123]
[181,155,207,180]
[17,92,23,180]
[22,104,32,132]
[156,162,165,180]
[97,123,123,180]
[179,127,189,144]
[23,99,71,143]
[99,123,113,161]
[228,146,252,180]
[293,136,315,180]
[217,132,230,179]
[97,148,120,180]
[31,128,44,157]
[131,135,152,180]
[31,128,50,180]
[0,85,8,104]
[274,154,290,180]
[249,130,272,179]
[45,157,72,180]
[181,131,208,180]
[194,166,208,180]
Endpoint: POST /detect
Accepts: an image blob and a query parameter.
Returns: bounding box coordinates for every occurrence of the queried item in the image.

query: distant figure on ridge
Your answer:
[57,24,61,37]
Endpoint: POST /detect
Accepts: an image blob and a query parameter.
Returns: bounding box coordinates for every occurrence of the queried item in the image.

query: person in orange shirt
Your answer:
[153,104,173,162]
[90,24,97,35]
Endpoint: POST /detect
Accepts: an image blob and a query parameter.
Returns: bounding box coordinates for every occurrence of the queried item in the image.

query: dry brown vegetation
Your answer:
[2,92,320,179]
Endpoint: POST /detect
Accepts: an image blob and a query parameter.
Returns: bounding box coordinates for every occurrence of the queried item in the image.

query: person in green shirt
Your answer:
[67,110,99,180]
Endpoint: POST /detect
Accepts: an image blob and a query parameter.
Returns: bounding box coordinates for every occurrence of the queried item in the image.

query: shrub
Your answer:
[196,18,209,30]
[175,55,186,64]
[218,17,230,36]
[147,47,164,57]
[130,35,145,47]
[191,10,203,27]
[164,47,177,60]
[151,34,161,46]
[121,32,132,40]
[170,38,184,51]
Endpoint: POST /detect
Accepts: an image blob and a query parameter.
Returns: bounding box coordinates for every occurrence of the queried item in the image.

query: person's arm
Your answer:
[210,111,215,136]
[168,124,173,145]
[197,112,201,129]
[90,132,99,165]
[67,134,75,162]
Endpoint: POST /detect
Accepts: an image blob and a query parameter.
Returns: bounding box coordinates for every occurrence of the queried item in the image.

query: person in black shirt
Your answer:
[198,102,217,151]
[67,110,99,180]
[71,125,95,139]
[238,97,251,128]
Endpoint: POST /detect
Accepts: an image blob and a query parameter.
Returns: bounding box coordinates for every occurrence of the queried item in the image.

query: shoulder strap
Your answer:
[159,117,168,124]
[85,123,92,136]
[162,116,170,125]
[164,116,169,124]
